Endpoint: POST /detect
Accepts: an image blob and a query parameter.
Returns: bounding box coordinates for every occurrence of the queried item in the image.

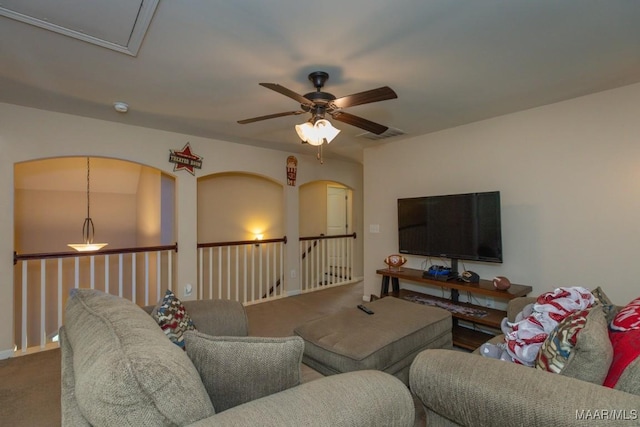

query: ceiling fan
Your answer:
[237,71,398,136]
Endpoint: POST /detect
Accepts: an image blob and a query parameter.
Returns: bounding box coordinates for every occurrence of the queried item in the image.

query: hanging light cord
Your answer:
[82,157,95,244]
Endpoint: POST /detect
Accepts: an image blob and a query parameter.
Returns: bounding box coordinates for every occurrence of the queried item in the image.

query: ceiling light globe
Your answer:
[295,122,313,141]
[314,119,340,143]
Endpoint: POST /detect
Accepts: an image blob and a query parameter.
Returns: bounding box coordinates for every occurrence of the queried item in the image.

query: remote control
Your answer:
[357,304,374,315]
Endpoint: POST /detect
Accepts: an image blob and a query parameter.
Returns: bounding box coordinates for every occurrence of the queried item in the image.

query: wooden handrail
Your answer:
[197,236,287,249]
[299,232,356,242]
[14,243,178,264]
[299,233,356,260]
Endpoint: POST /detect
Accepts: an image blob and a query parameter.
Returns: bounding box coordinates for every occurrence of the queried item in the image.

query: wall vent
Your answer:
[357,127,406,141]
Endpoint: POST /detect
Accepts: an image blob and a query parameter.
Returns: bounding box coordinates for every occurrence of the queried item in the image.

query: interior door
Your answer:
[327,185,348,236]
[326,185,350,282]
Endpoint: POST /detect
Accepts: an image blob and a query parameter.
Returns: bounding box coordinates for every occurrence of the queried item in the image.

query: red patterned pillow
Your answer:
[610,296,640,332]
[604,297,640,390]
[151,290,196,349]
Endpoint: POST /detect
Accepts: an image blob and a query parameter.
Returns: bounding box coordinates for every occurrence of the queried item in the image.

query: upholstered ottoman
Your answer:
[294,297,452,385]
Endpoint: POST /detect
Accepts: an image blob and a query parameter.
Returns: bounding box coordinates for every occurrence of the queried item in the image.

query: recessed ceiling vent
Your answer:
[0,0,158,56]
[357,127,406,141]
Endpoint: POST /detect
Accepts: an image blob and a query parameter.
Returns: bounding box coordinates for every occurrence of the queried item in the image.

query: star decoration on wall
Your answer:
[168,143,203,175]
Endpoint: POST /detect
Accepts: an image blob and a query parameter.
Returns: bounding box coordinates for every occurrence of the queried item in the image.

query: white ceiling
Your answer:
[2,1,640,163]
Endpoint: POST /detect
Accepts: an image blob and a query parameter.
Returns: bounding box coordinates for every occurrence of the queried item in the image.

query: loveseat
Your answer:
[60,289,415,426]
[409,295,640,426]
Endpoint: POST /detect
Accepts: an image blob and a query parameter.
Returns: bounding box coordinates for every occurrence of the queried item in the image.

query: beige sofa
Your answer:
[409,297,640,426]
[60,289,415,426]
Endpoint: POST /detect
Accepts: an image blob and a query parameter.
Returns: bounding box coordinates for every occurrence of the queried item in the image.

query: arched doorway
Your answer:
[13,156,175,353]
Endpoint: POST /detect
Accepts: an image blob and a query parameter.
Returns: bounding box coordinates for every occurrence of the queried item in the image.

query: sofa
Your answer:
[409,295,640,427]
[60,289,415,426]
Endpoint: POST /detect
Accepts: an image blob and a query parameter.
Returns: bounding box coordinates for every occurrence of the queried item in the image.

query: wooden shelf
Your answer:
[390,289,506,329]
[452,325,494,351]
[386,289,502,349]
[377,267,532,350]
[377,267,532,300]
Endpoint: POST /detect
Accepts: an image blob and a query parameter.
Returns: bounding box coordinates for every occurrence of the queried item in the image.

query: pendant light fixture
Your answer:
[67,157,108,252]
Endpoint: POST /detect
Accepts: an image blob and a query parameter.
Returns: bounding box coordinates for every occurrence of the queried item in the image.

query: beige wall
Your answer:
[363,82,640,306]
[136,165,163,247]
[198,173,284,242]
[299,181,329,237]
[15,189,138,253]
[0,102,363,357]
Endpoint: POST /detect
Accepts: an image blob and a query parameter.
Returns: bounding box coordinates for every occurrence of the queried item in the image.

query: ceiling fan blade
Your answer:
[331,111,389,135]
[237,110,305,124]
[331,86,397,109]
[259,83,313,106]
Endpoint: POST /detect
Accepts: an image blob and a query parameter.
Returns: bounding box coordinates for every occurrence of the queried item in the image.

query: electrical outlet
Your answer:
[485,297,494,308]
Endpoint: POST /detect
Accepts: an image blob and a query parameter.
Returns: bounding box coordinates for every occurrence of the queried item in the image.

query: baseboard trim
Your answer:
[0,348,14,360]
[286,289,302,297]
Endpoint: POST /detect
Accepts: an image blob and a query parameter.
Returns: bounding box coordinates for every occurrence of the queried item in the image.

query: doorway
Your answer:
[327,185,350,235]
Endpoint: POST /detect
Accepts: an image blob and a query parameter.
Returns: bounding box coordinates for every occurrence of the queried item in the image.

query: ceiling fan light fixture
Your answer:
[314,119,340,144]
[295,122,314,142]
[295,119,340,146]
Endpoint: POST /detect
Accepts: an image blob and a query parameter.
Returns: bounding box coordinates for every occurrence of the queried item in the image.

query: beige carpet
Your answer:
[0,282,426,426]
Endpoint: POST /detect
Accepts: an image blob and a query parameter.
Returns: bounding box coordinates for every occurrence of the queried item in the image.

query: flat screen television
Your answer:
[397,191,502,274]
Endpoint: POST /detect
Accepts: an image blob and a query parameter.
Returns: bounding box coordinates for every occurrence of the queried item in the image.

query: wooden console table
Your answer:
[376,267,532,350]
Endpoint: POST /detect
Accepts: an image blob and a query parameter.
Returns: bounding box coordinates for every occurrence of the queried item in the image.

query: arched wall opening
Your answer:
[197,172,284,242]
[299,180,353,237]
[196,172,285,302]
[15,156,175,252]
[13,156,175,351]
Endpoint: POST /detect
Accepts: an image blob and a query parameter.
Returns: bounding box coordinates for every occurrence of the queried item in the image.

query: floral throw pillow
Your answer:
[536,308,612,384]
[151,289,196,349]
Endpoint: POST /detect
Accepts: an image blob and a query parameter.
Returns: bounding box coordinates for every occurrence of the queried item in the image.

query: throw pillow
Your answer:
[184,331,304,412]
[604,296,640,393]
[151,289,196,349]
[63,289,215,425]
[610,296,640,332]
[535,308,613,384]
[604,329,640,394]
[591,286,618,323]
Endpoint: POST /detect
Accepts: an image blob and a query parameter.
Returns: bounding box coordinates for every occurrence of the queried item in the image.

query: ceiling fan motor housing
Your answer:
[308,71,329,89]
[303,91,335,106]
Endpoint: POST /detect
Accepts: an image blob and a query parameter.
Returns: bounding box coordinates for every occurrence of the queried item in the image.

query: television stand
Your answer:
[377,267,532,350]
